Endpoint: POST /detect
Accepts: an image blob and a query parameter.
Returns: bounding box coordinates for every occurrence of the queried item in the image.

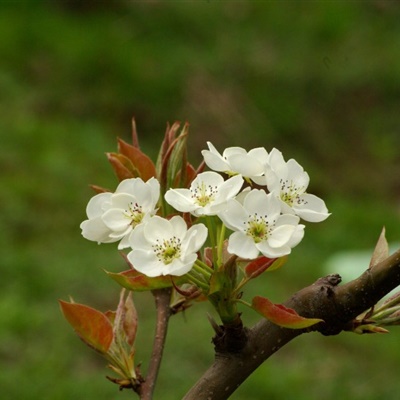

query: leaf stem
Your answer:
[195,259,214,275]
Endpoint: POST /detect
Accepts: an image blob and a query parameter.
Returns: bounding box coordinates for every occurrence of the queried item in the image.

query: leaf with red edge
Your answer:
[245,257,277,279]
[59,300,114,353]
[117,138,156,181]
[106,269,186,291]
[252,296,323,329]
[107,153,136,181]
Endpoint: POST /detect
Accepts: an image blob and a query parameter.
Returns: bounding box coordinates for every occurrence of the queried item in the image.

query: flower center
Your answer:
[124,202,144,227]
[152,236,182,265]
[279,179,307,206]
[191,182,218,207]
[244,213,273,243]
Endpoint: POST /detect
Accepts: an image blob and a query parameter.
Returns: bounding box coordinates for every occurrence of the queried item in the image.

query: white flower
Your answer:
[165,171,243,217]
[219,189,305,259]
[80,177,160,249]
[201,142,268,182]
[266,149,330,223]
[127,216,208,277]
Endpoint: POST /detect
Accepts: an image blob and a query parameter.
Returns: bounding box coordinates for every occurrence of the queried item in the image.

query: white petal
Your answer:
[128,223,152,251]
[193,171,224,187]
[201,142,230,172]
[182,224,208,255]
[257,241,291,258]
[267,148,287,178]
[80,218,116,244]
[167,254,197,276]
[102,208,131,232]
[223,146,247,158]
[214,175,244,202]
[169,215,189,239]
[229,154,264,177]
[143,216,173,243]
[275,214,300,227]
[165,188,197,212]
[286,159,309,189]
[219,199,248,231]
[110,193,136,209]
[85,193,112,219]
[294,193,330,222]
[227,231,259,259]
[265,169,281,192]
[268,225,296,248]
[286,224,305,248]
[244,190,281,219]
[118,233,132,250]
[115,178,138,194]
[127,249,164,277]
[251,175,268,186]
[248,147,269,163]
[278,199,296,215]
[147,177,161,204]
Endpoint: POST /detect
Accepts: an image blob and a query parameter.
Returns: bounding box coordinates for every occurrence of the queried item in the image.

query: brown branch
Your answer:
[138,288,172,400]
[183,249,400,400]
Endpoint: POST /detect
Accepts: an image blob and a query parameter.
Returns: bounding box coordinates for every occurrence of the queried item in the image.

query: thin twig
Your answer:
[139,288,172,400]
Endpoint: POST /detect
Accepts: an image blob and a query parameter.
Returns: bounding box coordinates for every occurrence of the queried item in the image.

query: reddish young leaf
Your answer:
[59,300,114,353]
[89,184,110,194]
[117,138,156,181]
[114,290,138,347]
[185,163,197,187]
[107,153,136,181]
[156,121,181,185]
[252,296,323,329]
[130,117,139,148]
[245,257,277,279]
[106,269,186,291]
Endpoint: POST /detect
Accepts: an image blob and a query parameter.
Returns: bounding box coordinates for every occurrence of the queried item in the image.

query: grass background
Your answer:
[1,1,400,399]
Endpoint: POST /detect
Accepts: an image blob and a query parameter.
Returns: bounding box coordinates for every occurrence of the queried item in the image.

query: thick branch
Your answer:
[183,249,400,400]
[139,288,172,400]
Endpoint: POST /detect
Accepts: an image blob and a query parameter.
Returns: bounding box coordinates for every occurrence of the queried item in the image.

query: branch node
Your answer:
[212,315,248,354]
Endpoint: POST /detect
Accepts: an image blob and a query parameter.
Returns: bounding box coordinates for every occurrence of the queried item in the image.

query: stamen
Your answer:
[191,181,219,207]
[152,236,182,265]
[279,179,308,206]
[124,202,144,226]
[245,214,273,243]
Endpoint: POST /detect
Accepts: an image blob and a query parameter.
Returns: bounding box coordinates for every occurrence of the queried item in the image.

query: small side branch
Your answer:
[139,288,172,400]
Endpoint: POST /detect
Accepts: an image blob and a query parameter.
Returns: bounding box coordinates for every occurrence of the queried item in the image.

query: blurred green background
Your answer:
[1,1,400,399]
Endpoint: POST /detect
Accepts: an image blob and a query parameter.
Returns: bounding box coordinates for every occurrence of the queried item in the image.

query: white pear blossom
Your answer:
[265,148,330,222]
[165,171,244,217]
[80,177,160,249]
[219,189,305,259]
[127,216,207,277]
[201,142,268,183]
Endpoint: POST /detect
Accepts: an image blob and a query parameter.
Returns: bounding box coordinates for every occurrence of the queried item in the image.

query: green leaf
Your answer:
[252,296,323,329]
[106,269,186,291]
[59,300,114,353]
[265,255,288,272]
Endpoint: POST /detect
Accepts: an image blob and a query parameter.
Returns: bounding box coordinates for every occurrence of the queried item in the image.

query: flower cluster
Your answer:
[81,141,329,278]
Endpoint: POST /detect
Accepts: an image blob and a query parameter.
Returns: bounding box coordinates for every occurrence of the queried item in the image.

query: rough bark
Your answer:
[183,249,400,400]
